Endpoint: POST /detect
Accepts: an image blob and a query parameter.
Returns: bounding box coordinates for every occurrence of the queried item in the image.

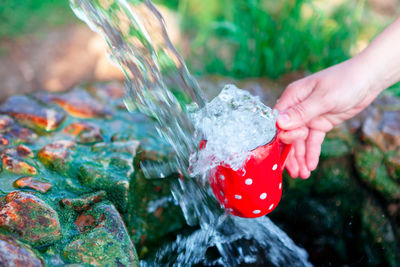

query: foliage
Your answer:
[171,0,370,79]
[0,0,76,38]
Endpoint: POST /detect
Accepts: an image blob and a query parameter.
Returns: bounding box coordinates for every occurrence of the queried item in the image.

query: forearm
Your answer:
[354,18,400,93]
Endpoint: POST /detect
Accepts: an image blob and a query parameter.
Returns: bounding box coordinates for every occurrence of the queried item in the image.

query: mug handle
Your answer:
[277,125,292,171]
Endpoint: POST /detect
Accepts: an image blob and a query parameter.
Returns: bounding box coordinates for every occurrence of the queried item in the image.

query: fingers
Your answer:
[285,150,299,178]
[274,78,316,111]
[284,128,326,178]
[306,130,326,171]
[294,140,310,179]
[277,92,331,131]
[279,126,309,144]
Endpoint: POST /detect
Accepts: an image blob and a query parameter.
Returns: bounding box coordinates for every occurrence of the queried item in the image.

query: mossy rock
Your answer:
[355,145,400,201]
[386,149,400,180]
[360,198,400,267]
[0,82,185,265]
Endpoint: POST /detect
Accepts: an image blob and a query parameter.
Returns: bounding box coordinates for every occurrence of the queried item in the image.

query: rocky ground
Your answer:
[0,77,397,266]
[0,82,185,266]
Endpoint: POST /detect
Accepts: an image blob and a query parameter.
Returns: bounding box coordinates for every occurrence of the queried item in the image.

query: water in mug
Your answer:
[70,0,311,265]
[189,84,278,177]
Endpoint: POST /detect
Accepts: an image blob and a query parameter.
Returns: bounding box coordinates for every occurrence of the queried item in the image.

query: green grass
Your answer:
[0,0,76,38]
[158,0,399,96]
[1,0,397,97]
[169,0,366,79]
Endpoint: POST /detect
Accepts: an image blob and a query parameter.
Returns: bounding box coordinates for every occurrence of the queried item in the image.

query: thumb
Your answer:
[277,94,327,130]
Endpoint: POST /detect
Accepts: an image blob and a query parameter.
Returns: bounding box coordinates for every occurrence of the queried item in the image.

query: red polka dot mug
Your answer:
[205,127,292,218]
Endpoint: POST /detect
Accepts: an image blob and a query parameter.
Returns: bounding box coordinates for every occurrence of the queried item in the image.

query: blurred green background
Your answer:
[0,0,399,94]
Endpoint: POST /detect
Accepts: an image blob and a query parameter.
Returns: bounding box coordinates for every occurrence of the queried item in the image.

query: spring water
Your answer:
[70,0,312,266]
[189,84,278,177]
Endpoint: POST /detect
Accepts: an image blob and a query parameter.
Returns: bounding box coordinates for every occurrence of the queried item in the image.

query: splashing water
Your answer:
[70,0,204,176]
[70,0,312,266]
[189,84,278,177]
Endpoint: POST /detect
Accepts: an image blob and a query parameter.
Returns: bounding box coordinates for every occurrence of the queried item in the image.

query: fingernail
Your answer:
[277,113,290,127]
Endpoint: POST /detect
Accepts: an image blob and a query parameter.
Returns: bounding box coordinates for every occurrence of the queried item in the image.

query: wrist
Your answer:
[347,54,384,96]
[354,18,400,93]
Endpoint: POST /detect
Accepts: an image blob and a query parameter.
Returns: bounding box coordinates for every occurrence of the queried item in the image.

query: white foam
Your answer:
[189,84,277,176]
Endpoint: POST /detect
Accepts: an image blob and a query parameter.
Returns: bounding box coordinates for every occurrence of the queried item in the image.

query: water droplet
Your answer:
[253,210,261,214]
[260,193,267,199]
[235,195,242,200]
[272,164,278,171]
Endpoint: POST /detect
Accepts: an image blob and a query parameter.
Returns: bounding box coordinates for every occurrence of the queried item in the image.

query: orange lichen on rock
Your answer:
[14,177,52,194]
[2,155,37,175]
[0,191,61,246]
[0,95,65,132]
[36,89,110,119]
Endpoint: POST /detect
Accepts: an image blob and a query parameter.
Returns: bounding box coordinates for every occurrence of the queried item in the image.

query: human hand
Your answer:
[274,57,382,179]
[274,18,400,179]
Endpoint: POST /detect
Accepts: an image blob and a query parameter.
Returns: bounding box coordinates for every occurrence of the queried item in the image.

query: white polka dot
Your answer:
[268,204,274,210]
[220,191,224,197]
[260,193,267,200]
[224,198,228,203]
[253,210,261,214]
[245,178,253,185]
[220,174,225,180]
[272,164,278,171]
[234,195,242,200]
[279,183,282,190]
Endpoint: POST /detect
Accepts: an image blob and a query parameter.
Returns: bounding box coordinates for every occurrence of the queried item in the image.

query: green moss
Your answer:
[355,146,400,201]
[361,199,399,267]
[321,138,351,159]
[64,228,135,266]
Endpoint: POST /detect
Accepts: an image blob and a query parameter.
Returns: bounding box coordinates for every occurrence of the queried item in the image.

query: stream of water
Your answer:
[70,0,313,265]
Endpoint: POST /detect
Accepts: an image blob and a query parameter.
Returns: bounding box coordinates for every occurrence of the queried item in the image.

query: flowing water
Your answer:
[70,0,313,265]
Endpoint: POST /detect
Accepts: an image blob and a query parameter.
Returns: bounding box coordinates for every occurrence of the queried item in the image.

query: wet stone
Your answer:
[14,177,52,193]
[128,171,185,251]
[0,135,9,146]
[0,115,14,132]
[7,125,38,144]
[2,154,37,175]
[38,140,77,175]
[0,191,62,246]
[79,163,130,212]
[36,89,111,119]
[64,202,138,266]
[386,150,400,180]
[380,111,400,151]
[88,82,125,101]
[361,107,385,150]
[3,145,34,159]
[361,102,400,152]
[75,213,99,232]
[0,95,65,132]
[60,191,106,212]
[63,122,104,144]
[0,234,43,267]
[17,144,34,157]
[355,146,400,201]
[0,116,38,145]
